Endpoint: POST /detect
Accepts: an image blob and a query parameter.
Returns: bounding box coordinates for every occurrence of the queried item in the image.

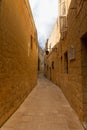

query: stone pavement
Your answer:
[0,75,84,130]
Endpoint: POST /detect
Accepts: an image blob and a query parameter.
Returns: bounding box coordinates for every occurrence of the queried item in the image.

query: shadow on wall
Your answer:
[0,0,38,127]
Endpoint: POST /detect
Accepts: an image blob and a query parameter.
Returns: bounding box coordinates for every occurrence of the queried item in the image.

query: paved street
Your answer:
[0,75,84,130]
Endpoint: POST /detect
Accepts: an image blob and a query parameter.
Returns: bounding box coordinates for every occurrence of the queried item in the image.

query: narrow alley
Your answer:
[1,75,84,130]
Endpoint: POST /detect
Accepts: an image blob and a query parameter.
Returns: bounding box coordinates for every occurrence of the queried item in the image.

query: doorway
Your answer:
[81,32,87,122]
[50,67,52,81]
[81,33,87,88]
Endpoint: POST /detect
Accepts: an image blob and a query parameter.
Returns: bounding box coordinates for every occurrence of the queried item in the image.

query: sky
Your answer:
[29,0,58,49]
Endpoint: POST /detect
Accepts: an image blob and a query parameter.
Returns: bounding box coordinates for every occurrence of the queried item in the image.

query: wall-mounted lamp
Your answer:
[45,50,49,55]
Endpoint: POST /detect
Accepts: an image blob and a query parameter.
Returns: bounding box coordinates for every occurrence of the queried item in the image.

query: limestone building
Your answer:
[46,19,60,52]
[44,20,60,84]
[38,46,44,73]
[0,0,38,126]
[45,0,87,128]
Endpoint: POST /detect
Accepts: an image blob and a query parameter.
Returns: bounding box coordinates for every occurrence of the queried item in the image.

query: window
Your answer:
[59,16,67,39]
[64,52,68,73]
[28,42,30,56]
[30,35,33,49]
[62,2,66,15]
[69,45,75,61]
[60,16,67,32]
[60,1,66,16]
[44,63,46,69]
[52,61,54,69]
[61,56,62,73]
[47,65,48,71]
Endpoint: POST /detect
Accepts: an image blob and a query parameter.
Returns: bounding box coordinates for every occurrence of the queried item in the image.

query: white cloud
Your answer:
[29,0,58,49]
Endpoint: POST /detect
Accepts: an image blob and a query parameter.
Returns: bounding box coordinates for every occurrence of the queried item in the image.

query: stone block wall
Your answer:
[57,0,87,126]
[45,0,87,127]
[45,44,58,85]
[0,0,38,127]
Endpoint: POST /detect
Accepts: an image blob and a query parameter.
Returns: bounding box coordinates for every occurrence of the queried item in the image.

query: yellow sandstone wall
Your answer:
[46,44,58,85]
[45,0,87,127]
[0,0,38,127]
[57,0,87,126]
[44,20,59,85]
[47,20,60,52]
